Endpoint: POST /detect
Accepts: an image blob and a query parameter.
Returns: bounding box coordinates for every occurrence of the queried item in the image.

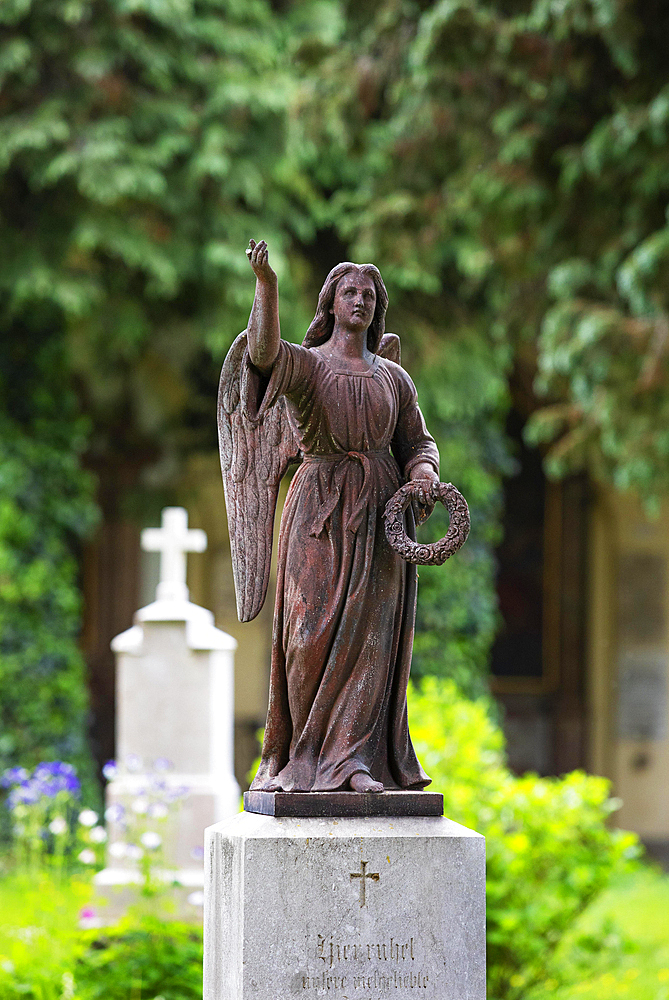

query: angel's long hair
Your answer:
[303,262,389,354]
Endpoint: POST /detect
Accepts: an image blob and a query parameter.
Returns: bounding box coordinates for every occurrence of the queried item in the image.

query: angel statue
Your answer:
[218,239,468,796]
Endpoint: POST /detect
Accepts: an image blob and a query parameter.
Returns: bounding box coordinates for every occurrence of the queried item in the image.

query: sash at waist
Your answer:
[299,450,396,536]
[301,449,391,463]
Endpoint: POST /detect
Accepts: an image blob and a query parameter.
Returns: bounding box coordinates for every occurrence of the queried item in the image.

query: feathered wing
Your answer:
[218,332,300,622]
[378,332,401,366]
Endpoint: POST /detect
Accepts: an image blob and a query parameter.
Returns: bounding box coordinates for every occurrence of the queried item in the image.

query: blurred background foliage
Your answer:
[2,0,669,772]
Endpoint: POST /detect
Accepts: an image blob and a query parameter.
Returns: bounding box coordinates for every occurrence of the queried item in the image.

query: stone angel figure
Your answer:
[218,240,441,794]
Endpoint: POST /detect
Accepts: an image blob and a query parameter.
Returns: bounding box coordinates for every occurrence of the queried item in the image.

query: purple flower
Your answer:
[1,767,29,790]
[4,761,80,809]
[32,761,80,797]
[8,782,39,809]
[153,757,173,772]
[165,784,190,802]
[104,803,126,823]
[190,845,204,861]
[102,760,117,781]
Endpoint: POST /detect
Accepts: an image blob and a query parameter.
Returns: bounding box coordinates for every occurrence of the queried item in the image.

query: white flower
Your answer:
[89,825,107,843]
[109,841,127,859]
[152,757,173,772]
[78,809,98,827]
[105,804,125,823]
[49,816,67,835]
[187,891,204,907]
[148,802,168,819]
[140,831,161,850]
[78,849,96,865]
[131,797,149,815]
[125,753,142,772]
[125,844,143,861]
[78,910,102,931]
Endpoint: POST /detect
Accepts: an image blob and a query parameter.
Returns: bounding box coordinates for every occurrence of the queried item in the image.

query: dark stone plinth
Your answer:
[243,790,443,818]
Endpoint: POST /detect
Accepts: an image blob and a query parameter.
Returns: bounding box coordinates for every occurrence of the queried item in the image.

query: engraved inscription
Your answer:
[350,860,380,907]
[318,935,416,967]
[298,935,431,993]
[301,970,430,991]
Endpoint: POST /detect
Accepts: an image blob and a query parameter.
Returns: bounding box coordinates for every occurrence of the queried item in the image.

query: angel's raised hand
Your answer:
[246,239,276,284]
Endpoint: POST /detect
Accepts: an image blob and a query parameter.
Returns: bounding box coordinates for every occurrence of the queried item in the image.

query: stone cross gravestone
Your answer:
[96,507,240,912]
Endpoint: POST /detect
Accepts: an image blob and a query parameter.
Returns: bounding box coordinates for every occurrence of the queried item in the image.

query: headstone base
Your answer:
[93,867,204,924]
[204,811,485,1000]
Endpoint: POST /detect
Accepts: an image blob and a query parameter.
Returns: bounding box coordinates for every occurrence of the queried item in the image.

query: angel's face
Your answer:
[331,271,377,333]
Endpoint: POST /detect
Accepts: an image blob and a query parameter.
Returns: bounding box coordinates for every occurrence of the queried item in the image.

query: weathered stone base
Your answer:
[204,812,485,1000]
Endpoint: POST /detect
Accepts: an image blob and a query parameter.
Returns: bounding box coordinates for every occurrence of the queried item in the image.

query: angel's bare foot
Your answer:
[350,772,384,793]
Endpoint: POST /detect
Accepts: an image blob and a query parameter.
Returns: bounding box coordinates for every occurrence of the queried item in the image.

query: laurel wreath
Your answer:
[383,481,470,566]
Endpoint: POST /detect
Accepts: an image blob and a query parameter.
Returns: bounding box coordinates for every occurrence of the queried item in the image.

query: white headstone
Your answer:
[96,507,240,912]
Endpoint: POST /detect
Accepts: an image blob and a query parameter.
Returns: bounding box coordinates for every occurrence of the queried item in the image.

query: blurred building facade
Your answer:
[492,410,669,859]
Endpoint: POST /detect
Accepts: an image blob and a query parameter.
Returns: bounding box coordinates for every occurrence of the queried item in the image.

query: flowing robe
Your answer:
[247,342,440,792]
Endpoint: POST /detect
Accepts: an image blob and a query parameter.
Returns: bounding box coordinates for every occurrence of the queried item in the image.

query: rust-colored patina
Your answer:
[218,240,468,797]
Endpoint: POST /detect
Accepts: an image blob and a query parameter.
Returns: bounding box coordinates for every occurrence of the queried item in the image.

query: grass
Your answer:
[528,865,669,1000]
[0,867,92,998]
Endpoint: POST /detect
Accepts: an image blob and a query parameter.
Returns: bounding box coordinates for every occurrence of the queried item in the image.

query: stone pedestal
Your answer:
[204,812,485,1000]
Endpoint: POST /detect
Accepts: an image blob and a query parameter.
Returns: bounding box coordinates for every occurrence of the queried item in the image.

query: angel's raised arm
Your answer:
[246,239,280,374]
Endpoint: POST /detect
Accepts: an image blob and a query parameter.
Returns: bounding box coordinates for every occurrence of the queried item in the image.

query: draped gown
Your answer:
[247,341,440,792]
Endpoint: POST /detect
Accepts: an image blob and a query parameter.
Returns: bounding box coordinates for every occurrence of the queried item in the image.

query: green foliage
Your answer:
[525,868,669,999]
[0,866,203,1000]
[0,868,90,999]
[0,0,299,448]
[0,0,297,785]
[408,678,641,999]
[0,330,97,797]
[75,918,203,1000]
[412,334,511,694]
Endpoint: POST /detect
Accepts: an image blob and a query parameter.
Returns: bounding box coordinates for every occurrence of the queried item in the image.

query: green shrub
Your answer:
[0,335,98,809]
[0,867,203,1000]
[0,868,90,1000]
[408,678,641,1000]
[75,917,203,1000]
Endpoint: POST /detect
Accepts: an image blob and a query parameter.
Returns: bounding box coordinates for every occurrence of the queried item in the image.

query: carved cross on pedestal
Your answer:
[350,860,379,908]
[141,507,207,603]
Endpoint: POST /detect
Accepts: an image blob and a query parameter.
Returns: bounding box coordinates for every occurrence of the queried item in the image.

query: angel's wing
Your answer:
[378,332,401,366]
[218,332,300,622]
